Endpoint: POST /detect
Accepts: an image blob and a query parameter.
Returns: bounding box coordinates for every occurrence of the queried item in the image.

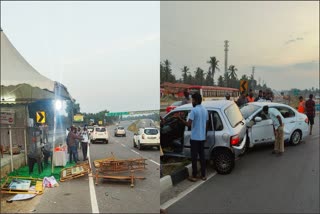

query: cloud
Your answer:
[284,36,304,45]
[256,60,319,73]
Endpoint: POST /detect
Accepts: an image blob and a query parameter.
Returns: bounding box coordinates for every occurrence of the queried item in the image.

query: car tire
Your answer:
[105,140,108,144]
[290,130,301,146]
[213,151,235,175]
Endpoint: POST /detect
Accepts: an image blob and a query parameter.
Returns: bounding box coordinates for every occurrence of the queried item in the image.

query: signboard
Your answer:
[240,80,248,92]
[106,112,129,117]
[73,114,84,122]
[98,120,103,125]
[36,111,46,124]
[0,110,15,125]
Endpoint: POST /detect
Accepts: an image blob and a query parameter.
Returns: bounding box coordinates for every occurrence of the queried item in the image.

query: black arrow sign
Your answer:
[37,112,44,123]
[241,80,247,92]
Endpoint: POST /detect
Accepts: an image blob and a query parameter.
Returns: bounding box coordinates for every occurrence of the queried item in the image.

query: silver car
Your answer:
[240,102,309,151]
[161,100,247,174]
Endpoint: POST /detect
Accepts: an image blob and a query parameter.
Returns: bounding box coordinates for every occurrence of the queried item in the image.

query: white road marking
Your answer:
[130,149,140,155]
[149,159,160,166]
[87,146,100,213]
[160,171,217,210]
[121,143,126,147]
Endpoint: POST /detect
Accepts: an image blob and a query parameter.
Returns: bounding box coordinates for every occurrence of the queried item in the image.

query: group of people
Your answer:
[298,94,316,135]
[66,126,90,164]
[225,89,273,107]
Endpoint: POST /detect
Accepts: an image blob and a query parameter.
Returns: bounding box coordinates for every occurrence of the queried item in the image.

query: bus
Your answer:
[188,85,240,101]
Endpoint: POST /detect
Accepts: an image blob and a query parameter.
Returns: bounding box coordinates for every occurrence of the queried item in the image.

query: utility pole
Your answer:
[251,66,255,91]
[224,40,229,73]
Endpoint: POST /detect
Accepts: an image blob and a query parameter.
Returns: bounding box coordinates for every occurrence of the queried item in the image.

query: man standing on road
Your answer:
[262,106,285,156]
[305,94,316,135]
[177,93,208,181]
[297,96,305,113]
[81,127,90,161]
[67,126,83,164]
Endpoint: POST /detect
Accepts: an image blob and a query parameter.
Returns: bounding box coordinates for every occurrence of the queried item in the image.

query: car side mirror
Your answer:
[254,117,262,122]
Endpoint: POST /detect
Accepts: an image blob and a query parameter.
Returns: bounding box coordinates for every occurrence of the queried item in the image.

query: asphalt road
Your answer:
[89,120,160,213]
[34,120,160,213]
[165,117,319,213]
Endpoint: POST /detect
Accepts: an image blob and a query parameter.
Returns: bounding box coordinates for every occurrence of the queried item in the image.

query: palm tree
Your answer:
[228,65,238,80]
[181,66,190,84]
[228,65,238,88]
[163,59,172,82]
[207,57,220,85]
[194,67,206,85]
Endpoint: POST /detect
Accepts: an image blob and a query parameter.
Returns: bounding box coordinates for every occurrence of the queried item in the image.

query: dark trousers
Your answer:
[190,140,206,177]
[81,142,88,160]
[69,145,78,164]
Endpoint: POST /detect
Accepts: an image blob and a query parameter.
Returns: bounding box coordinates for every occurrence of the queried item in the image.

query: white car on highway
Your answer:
[90,126,109,144]
[133,127,160,150]
[240,102,309,151]
[114,126,126,137]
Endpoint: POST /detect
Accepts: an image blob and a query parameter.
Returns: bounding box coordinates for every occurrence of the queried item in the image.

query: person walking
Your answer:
[262,106,285,156]
[67,126,83,164]
[297,96,305,113]
[177,93,208,181]
[81,127,90,161]
[305,94,316,135]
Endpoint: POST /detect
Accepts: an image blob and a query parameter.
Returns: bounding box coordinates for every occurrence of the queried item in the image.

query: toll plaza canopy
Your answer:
[1,30,72,103]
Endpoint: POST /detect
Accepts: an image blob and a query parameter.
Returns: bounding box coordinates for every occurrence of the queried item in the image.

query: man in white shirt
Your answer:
[262,106,285,156]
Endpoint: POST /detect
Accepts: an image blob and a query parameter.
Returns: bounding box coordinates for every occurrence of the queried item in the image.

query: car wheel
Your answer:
[290,130,301,146]
[105,140,109,144]
[213,151,235,175]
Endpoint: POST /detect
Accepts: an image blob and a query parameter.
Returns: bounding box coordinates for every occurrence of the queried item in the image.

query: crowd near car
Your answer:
[161,100,247,174]
[161,99,311,175]
[133,127,160,150]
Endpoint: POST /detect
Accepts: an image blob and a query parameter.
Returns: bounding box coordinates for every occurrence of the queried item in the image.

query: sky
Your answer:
[1,1,160,113]
[160,1,319,91]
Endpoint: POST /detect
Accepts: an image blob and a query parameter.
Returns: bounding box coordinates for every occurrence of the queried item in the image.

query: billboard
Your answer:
[73,114,84,122]
[0,110,15,125]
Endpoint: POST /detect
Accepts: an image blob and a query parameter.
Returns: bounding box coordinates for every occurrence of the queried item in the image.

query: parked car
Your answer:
[240,102,309,151]
[133,127,160,150]
[87,126,94,133]
[161,100,247,175]
[166,101,183,113]
[90,126,109,144]
[114,126,126,137]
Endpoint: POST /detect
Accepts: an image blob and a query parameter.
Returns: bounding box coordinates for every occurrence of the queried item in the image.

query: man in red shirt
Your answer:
[305,94,316,135]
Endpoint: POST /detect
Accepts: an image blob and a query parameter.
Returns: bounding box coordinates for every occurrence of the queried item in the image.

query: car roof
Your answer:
[172,100,233,111]
[247,102,292,108]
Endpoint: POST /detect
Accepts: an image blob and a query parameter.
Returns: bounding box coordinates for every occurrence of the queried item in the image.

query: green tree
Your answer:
[228,65,238,88]
[217,75,224,87]
[194,67,206,85]
[207,57,220,86]
[181,66,190,84]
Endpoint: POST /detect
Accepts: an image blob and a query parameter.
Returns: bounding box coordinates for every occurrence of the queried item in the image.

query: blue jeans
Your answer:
[69,145,78,164]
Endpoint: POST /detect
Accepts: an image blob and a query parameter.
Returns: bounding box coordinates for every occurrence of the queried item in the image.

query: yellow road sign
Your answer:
[36,111,46,123]
[98,120,103,125]
[240,80,248,92]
